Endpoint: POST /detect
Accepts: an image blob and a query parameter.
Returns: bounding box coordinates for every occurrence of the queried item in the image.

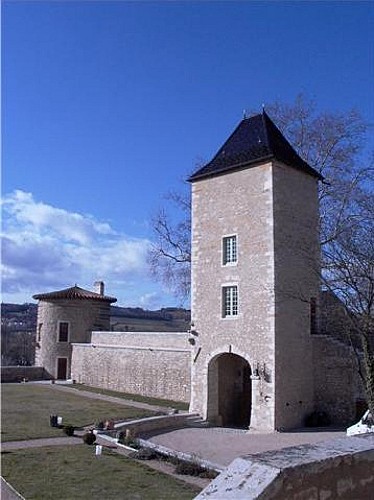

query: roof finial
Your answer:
[262,103,266,113]
[243,109,248,119]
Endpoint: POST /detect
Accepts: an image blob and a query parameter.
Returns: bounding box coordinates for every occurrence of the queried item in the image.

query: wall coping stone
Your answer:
[71,343,190,353]
[196,434,374,499]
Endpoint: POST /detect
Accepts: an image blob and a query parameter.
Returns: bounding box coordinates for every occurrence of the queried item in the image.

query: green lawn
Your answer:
[71,383,189,411]
[1,384,154,441]
[1,445,201,499]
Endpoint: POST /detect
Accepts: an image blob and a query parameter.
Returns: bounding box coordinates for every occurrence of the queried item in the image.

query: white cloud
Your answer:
[1,190,155,305]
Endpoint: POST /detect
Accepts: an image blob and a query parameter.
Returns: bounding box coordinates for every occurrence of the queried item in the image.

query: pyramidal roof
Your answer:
[189,111,322,182]
[33,285,117,303]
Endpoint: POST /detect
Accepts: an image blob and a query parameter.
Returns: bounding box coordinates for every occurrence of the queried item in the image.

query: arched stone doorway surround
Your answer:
[205,346,253,428]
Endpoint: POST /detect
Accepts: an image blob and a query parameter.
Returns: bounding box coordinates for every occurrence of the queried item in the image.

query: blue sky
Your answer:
[2,1,373,308]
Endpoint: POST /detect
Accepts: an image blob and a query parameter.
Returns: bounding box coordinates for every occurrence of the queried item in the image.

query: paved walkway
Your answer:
[143,426,347,467]
[2,436,82,451]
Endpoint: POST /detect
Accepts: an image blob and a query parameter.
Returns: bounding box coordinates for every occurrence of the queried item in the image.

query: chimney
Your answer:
[94,281,105,296]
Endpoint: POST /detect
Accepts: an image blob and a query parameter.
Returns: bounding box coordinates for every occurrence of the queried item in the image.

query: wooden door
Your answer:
[57,358,68,380]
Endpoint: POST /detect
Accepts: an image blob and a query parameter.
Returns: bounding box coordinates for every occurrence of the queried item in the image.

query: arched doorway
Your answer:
[207,353,252,428]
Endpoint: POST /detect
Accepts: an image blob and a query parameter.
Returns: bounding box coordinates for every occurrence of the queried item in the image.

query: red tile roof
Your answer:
[33,285,117,303]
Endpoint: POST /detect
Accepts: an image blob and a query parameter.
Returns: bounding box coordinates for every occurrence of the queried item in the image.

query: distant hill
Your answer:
[1,302,191,333]
[109,305,190,332]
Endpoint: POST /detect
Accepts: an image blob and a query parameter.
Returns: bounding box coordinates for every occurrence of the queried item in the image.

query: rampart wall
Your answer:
[71,331,191,402]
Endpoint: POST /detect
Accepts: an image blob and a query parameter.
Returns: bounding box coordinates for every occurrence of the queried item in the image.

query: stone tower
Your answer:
[33,282,116,380]
[188,111,322,431]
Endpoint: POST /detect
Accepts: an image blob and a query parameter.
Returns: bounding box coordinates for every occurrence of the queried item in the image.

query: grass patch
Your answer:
[71,384,189,411]
[1,384,154,442]
[1,445,201,499]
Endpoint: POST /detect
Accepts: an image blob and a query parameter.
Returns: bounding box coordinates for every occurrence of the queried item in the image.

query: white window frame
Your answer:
[222,234,238,266]
[222,284,239,318]
[57,321,70,343]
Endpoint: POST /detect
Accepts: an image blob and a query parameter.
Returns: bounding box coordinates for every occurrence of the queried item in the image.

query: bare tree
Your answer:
[321,178,374,415]
[149,95,374,413]
[264,95,370,250]
[148,94,371,303]
[147,191,191,301]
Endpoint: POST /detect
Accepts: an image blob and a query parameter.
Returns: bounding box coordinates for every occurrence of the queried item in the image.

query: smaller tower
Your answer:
[33,284,116,380]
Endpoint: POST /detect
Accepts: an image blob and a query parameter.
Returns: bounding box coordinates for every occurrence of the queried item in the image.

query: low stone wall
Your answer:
[71,331,191,402]
[1,366,51,383]
[196,434,374,499]
[114,413,198,435]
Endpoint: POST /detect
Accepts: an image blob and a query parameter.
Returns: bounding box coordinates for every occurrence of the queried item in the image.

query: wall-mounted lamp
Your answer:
[251,362,270,382]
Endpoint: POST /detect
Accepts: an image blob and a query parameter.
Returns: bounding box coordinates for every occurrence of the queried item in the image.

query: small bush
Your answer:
[130,448,159,460]
[63,425,75,437]
[117,431,140,449]
[174,461,205,477]
[82,432,96,445]
[199,469,219,480]
[173,458,218,478]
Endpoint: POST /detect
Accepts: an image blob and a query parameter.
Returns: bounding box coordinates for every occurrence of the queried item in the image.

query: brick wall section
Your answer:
[190,162,276,430]
[35,299,111,379]
[71,331,191,402]
[313,335,366,424]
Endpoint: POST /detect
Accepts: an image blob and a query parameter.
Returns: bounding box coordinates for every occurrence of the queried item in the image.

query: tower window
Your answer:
[223,235,237,265]
[310,297,317,335]
[222,286,238,317]
[37,323,43,342]
[58,322,69,342]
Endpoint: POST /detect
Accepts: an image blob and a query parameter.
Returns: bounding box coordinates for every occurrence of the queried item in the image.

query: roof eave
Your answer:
[188,155,274,183]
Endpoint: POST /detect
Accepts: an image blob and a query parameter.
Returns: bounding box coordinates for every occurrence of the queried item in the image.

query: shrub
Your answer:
[63,425,75,436]
[117,431,140,449]
[173,458,218,478]
[129,448,159,460]
[82,432,96,445]
[174,460,205,476]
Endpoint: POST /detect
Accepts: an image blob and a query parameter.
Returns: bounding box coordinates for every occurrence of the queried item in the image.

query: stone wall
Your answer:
[71,331,191,402]
[190,162,276,430]
[197,434,374,499]
[313,334,366,424]
[272,162,320,429]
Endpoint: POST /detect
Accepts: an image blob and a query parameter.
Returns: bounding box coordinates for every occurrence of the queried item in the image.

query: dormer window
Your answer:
[223,235,237,265]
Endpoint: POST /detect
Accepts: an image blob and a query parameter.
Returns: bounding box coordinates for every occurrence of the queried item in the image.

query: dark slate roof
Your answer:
[33,285,117,303]
[189,111,322,182]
